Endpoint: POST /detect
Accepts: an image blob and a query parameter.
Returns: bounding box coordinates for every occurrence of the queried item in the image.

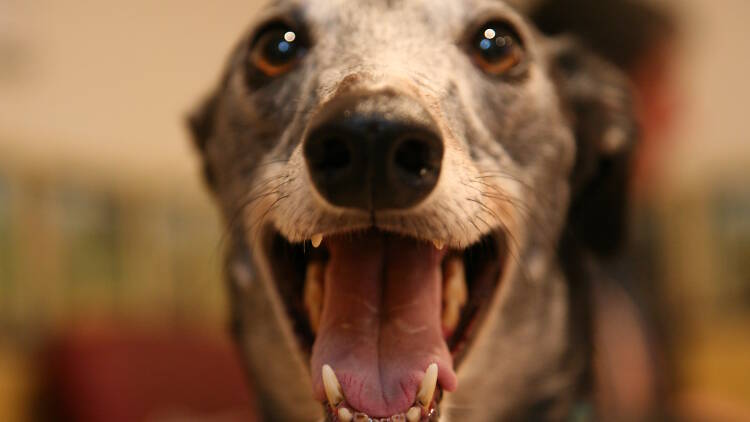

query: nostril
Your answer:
[393,136,442,181]
[306,136,352,173]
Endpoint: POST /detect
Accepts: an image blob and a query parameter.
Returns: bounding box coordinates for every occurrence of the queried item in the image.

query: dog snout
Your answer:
[304,93,443,211]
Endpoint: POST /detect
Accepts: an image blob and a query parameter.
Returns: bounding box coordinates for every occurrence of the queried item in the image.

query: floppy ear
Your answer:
[187,92,220,189]
[549,39,638,257]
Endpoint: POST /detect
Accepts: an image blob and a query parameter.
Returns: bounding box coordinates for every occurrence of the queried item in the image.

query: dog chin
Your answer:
[260,224,508,421]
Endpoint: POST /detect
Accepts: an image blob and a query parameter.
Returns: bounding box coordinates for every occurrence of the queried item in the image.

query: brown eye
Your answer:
[250,23,308,78]
[471,21,524,75]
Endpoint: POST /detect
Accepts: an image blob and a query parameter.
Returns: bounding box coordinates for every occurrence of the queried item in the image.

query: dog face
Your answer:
[190,0,635,420]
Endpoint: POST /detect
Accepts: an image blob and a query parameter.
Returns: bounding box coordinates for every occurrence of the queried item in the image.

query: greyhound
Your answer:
[188,0,636,420]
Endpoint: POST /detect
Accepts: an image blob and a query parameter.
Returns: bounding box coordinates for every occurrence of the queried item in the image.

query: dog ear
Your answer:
[549,39,638,257]
[187,92,220,189]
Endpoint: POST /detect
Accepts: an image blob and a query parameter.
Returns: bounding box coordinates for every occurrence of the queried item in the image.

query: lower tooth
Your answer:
[406,407,421,422]
[304,261,325,333]
[353,412,369,422]
[338,408,353,422]
[322,365,344,406]
[392,414,406,422]
[416,363,438,408]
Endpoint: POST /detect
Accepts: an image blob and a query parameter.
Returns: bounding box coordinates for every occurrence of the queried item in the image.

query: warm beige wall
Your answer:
[0,0,265,193]
[662,0,750,190]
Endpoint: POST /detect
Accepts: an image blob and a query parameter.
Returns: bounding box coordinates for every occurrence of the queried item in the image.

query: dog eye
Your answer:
[470,21,524,76]
[250,23,308,78]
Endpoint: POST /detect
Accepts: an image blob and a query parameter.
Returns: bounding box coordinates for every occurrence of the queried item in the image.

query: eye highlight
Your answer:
[470,21,524,76]
[249,22,308,78]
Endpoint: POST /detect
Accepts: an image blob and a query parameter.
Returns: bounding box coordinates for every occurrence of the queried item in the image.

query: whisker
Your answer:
[216,172,293,254]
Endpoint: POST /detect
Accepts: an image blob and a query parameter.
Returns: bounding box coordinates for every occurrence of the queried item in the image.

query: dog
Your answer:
[188,0,636,420]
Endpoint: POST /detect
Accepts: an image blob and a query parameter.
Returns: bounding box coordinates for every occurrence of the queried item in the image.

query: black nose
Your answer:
[304,100,443,211]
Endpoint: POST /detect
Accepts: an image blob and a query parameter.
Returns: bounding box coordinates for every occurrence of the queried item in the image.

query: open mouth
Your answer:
[265,227,507,421]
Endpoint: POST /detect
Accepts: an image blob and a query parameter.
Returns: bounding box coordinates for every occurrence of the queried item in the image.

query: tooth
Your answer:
[406,406,421,422]
[353,412,369,422]
[338,408,353,422]
[311,233,323,248]
[322,364,344,406]
[433,239,445,250]
[444,257,467,305]
[442,303,460,334]
[304,261,325,333]
[442,257,467,332]
[392,414,406,422]
[416,363,438,408]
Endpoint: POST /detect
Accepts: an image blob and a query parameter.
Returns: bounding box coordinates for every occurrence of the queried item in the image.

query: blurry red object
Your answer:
[43,325,258,422]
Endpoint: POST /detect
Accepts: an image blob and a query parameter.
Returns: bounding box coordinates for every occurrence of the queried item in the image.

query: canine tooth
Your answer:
[416,363,438,408]
[338,408,353,422]
[442,257,467,332]
[433,239,445,250]
[311,233,323,248]
[442,304,460,334]
[406,407,421,422]
[443,257,467,304]
[322,365,344,406]
[304,261,325,333]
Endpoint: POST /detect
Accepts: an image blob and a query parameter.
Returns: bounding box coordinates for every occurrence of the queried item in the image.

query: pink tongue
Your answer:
[310,232,457,417]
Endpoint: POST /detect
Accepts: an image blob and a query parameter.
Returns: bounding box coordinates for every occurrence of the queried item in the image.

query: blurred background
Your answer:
[0,0,748,421]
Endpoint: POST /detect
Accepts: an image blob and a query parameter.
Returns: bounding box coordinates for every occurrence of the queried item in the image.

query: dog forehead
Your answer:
[301,0,463,26]
[265,0,521,32]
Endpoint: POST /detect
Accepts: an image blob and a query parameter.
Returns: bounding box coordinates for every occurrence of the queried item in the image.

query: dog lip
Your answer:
[302,229,452,253]
[326,400,441,422]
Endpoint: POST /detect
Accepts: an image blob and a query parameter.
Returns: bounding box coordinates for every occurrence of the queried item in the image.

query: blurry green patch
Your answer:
[712,189,750,315]
[0,176,13,304]
[55,186,122,307]
[0,173,224,339]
